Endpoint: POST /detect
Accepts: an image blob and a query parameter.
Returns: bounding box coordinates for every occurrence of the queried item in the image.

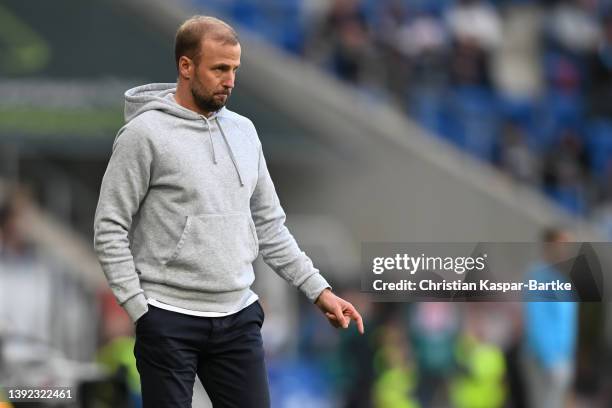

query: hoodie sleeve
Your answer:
[250,141,331,303]
[93,125,151,323]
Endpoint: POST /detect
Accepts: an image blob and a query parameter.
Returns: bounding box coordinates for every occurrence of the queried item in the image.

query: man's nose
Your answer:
[222,72,235,89]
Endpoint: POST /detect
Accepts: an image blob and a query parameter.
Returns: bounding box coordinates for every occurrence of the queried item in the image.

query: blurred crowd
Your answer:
[270,228,609,408]
[202,0,612,236]
[0,182,138,407]
[303,0,609,220]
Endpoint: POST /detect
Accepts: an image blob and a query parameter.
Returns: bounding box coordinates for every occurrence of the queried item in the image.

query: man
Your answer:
[93,15,363,408]
[522,227,577,408]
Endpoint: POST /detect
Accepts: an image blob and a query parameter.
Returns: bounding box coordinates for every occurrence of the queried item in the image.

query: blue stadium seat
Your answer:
[539,90,584,150]
[446,86,500,161]
[498,94,542,150]
[408,87,447,136]
[587,120,612,178]
[547,185,587,216]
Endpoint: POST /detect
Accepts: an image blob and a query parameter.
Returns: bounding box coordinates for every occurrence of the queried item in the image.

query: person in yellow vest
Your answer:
[373,322,420,408]
[450,335,507,408]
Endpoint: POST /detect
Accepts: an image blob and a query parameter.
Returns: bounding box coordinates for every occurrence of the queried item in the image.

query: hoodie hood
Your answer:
[124,83,242,185]
[124,82,227,123]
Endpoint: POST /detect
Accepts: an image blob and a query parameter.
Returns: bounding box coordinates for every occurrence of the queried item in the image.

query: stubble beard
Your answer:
[191,76,229,114]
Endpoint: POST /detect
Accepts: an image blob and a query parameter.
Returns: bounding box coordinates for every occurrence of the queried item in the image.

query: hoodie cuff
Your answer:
[299,273,332,303]
[122,293,149,323]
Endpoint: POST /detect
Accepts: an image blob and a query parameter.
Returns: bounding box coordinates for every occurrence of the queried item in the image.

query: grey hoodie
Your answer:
[93,83,330,322]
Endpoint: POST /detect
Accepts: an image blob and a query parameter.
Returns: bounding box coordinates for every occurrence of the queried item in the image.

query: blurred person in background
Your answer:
[445,0,502,53]
[96,289,142,408]
[451,303,512,408]
[522,227,578,408]
[586,12,612,119]
[305,0,384,94]
[0,185,55,364]
[445,0,502,88]
[496,120,540,186]
[372,316,419,408]
[93,15,363,408]
[377,1,449,108]
[542,128,592,215]
[331,290,377,408]
[450,338,506,408]
[0,185,35,258]
[546,0,601,59]
[407,302,461,407]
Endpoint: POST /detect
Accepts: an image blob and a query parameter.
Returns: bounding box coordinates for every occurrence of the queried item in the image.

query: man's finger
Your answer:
[346,304,365,334]
[334,306,348,328]
[325,312,341,328]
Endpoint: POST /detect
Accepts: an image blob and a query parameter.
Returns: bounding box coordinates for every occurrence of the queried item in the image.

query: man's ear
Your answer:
[178,56,193,80]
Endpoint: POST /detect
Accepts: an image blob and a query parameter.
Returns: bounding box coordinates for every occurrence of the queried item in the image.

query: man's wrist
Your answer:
[315,287,332,305]
[122,293,149,323]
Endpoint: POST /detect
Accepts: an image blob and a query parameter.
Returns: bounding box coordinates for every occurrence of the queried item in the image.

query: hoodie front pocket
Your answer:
[162,213,259,287]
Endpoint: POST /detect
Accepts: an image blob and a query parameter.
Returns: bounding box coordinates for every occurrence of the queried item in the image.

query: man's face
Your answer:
[544,231,573,264]
[190,39,241,113]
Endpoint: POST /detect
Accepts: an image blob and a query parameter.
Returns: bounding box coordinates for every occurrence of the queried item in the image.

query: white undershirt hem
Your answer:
[147,293,259,317]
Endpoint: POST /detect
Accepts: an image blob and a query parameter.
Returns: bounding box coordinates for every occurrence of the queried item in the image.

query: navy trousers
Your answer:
[134,301,270,408]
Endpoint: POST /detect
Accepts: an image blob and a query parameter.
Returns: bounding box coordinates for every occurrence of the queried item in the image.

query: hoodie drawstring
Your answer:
[200,115,244,187]
[206,119,218,164]
[216,118,245,187]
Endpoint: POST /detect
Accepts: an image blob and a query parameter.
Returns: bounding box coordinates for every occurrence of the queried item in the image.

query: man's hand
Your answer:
[314,288,364,334]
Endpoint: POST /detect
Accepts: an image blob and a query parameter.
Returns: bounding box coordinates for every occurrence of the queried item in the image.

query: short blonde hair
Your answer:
[174,15,239,69]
